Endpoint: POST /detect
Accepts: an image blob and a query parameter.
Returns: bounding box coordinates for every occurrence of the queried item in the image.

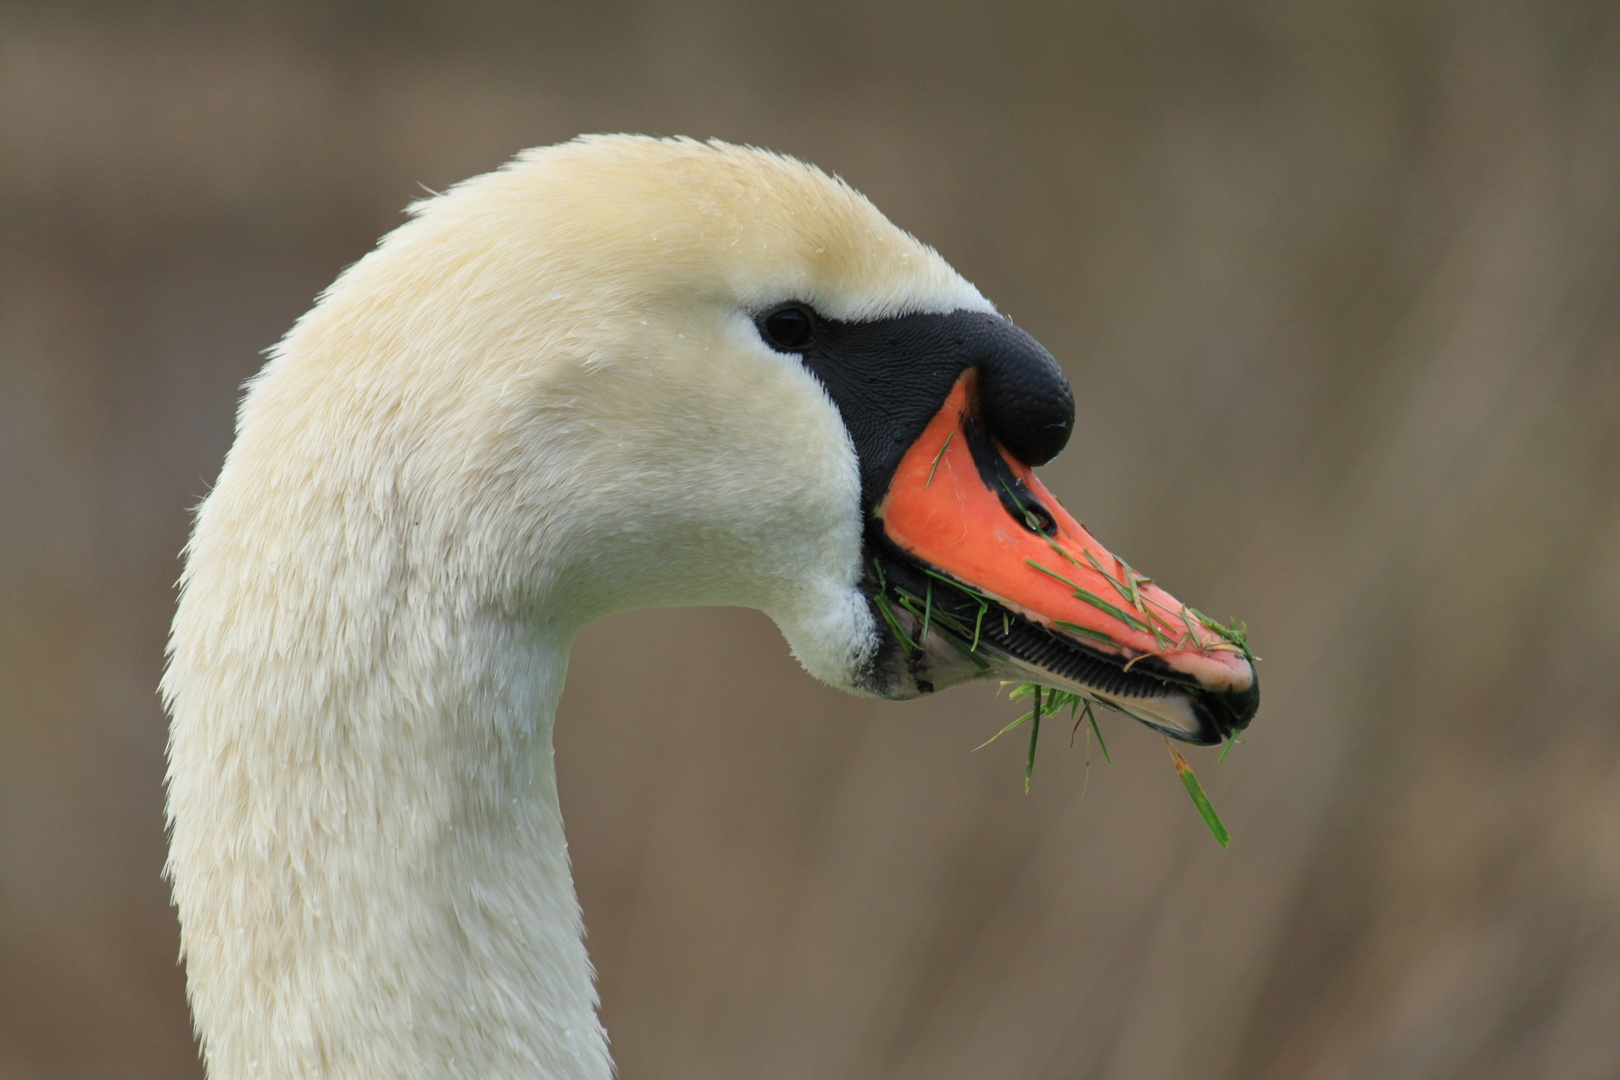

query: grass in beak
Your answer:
[922,579,933,646]
[873,592,917,653]
[1054,620,1117,645]
[919,566,988,599]
[1087,702,1110,764]
[1165,736,1230,848]
[925,432,954,489]
[1178,604,1202,650]
[995,516,1244,663]
[1065,698,1110,765]
[1025,691,1042,793]
[1044,532,1086,568]
[1192,610,1257,662]
[1164,602,1260,662]
[974,707,1036,751]
[1083,548,1141,612]
[1080,550,1180,649]
[1025,559,1154,635]
[873,560,1247,842]
[991,684,1228,846]
[945,633,994,671]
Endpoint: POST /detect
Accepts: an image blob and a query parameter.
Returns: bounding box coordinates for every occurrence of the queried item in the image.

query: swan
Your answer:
[162,135,1257,1079]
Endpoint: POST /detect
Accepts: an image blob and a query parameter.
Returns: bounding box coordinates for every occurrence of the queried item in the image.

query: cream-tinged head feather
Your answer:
[163,135,991,1080]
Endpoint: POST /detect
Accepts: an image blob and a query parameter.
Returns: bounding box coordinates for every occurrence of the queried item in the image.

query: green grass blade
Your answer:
[1044,533,1085,567]
[1086,703,1110,765]
[925,432,954,488]
[1024,558,1086,591]
[1083,549,1136,606]
[1188,607,1258,662]
[919,566,991,601]
[1054,620,1116,645]
[1025,560,1153,634]
[1166,739,1229,848]
[1025,692,1042,794]
[1178,604,1201,647]
[874,593,917,653]
[975,709,1034,751]
[944,634,992,670]
[922,579,933,646]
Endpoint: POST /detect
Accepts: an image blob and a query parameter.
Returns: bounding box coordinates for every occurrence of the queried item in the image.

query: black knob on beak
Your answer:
[970,318,1074,466]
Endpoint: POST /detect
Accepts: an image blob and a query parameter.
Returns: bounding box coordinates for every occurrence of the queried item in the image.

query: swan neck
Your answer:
[165,576,612,1078]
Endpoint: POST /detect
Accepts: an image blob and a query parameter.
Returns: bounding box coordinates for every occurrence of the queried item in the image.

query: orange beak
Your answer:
[871,374,1258,744]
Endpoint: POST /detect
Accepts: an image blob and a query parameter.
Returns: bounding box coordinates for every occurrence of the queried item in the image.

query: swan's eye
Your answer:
[760,305,815,351]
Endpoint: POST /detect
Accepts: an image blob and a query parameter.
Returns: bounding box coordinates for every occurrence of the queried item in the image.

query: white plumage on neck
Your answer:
[163,136,989,1078]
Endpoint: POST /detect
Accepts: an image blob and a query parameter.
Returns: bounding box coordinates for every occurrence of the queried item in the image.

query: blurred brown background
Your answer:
[3,1,1619,1077]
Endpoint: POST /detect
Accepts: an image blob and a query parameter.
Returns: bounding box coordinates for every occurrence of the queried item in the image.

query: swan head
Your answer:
[253,135,1255,745]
